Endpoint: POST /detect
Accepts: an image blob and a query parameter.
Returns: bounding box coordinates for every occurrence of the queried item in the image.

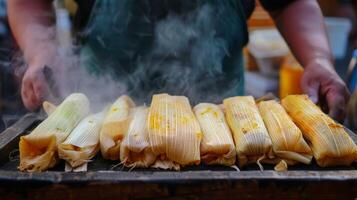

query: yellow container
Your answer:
[279,56,304,98]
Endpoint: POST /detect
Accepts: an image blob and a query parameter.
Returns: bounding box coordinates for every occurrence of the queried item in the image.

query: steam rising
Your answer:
[130,3,242,104]
[17,1,243,111]
[50,50,127,112]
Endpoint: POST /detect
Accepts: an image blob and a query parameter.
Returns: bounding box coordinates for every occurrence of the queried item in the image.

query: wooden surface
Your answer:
[0,173,356,200]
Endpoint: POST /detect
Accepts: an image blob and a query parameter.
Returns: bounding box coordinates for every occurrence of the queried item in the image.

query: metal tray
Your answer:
[0,113,356,199]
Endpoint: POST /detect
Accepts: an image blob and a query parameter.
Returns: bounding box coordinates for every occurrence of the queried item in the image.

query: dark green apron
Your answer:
[80,0,248,104]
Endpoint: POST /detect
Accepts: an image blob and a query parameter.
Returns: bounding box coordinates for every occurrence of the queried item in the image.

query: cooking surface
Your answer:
[0,113,356,184]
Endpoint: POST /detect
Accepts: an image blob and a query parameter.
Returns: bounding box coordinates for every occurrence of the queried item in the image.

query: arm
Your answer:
[263,0,350,121]
[8,0,55,110]
[269,0,332,68]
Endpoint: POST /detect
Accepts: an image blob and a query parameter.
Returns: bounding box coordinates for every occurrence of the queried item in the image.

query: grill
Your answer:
[0,113,356,199]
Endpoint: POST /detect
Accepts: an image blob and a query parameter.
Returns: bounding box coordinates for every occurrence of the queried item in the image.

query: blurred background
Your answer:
[0,0,357,131]
[245,0,357,97]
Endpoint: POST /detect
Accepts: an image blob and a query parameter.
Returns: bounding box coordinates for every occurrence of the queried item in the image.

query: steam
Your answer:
[16,1,243,112]
[129,3,242,104]
[50,49,127,112]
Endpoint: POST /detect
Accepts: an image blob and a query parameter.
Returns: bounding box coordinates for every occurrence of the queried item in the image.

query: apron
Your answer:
[80,0,248,104]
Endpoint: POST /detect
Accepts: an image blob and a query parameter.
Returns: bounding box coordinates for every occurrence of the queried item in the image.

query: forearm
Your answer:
[270,0,333,67]
[8,0,55,64]
[268,0,349,120]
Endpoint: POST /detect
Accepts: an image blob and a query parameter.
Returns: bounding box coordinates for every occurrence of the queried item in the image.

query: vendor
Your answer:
[8,0,349,121]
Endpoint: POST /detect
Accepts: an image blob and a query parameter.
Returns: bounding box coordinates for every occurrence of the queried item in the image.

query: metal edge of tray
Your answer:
[0,170,356,184]
[0,113,42,165]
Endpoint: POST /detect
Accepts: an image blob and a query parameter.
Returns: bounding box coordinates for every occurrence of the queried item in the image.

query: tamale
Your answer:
[148,94,202,169]
[19,93,90,172]
[223,96,273,168]
[193,103,236,166]
[258,100,312,166]
[100,95,135,160]
[58,110,106,168]
[282,95,357,167]
[120,106,156,168]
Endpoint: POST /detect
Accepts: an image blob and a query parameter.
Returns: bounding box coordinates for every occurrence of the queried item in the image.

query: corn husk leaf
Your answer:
[193,103,236,166]
[151,159,180,171]
[148,94,202,170]
[19,93,90,172]
[282,95,357,167]
[258,100,312,165]
[223,96,273,168]
[120,106,156,168]
[274,160,288,172]
[100,95,135,160]
[43,101,57,116]
[65,162,88,172]
[58,110,106,168]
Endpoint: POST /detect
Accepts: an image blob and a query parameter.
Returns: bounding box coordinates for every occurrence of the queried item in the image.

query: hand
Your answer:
[301,58,350,121]
[21,61,49,111]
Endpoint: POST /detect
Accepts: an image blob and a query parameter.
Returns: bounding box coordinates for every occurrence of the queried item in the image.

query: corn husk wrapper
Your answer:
[120,106,156,168]
[258,100,313,168]
[223,96,273,168]
[100,95,135,160]
[58,110,106,168]
[274,160,288,172]
[282,95,357,167]
[151,158,180,171]
[19,93,90,172]
[148,94,202,170]
[43,101,57,115]
[193,103,236,166]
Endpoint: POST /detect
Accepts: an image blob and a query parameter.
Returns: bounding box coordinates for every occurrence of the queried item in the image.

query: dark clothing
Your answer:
[78,0,248,103]
[73,0,95,31]
[339,0,357,4]
[73,0,295,32]
[72,0,295,104]
[259,0,295,12]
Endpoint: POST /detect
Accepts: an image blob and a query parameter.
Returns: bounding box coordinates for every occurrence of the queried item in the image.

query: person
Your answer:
[8,0,350,121]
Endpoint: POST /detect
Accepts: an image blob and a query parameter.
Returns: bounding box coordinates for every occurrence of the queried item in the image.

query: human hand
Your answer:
[21,60,50,111]
[301,58,350,122]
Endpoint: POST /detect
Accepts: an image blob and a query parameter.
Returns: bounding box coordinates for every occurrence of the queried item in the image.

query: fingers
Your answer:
[327,94,345,121]
[33,71,49,101]
[21,68,49,111]
[301,73,320,104]
[301,58,351,121]
[326,86,349,122]
[21,78,39,111]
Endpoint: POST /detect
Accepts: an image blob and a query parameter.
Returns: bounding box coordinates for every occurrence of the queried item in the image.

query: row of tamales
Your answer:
[18,94,136,172]
[121,95,237,169]
[221,94,357,170]
[19,93,90,172]
[19,93,357,172]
